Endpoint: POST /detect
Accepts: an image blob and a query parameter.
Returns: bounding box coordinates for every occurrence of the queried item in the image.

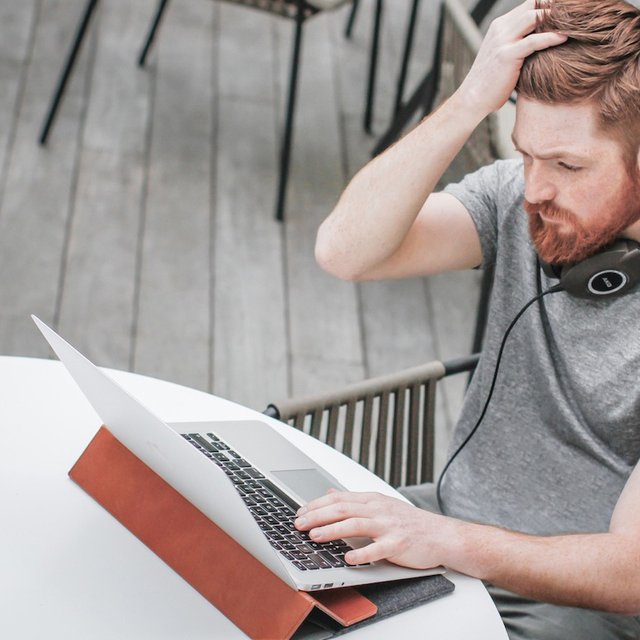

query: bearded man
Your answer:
[295,1,640,638]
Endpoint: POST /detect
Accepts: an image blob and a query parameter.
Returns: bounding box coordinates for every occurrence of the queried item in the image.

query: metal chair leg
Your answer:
[274,2,305,222]
[363,0,383,134]
[39,0,100,145]
[372,0,498,156]
[470,0,497,24]
[344,0,360,38]
[138,0,171,67]
[393,0,420,117]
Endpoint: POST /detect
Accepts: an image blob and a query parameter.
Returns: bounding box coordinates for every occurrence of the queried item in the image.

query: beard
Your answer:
[524,179,640,264]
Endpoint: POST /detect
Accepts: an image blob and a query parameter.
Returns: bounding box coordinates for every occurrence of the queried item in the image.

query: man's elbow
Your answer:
[603,535,640,615]
[314,228,366,282]
[611,582,640,616]
[599,573,640,615]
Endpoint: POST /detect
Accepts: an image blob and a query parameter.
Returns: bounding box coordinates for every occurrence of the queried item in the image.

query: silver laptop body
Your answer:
[33,316,443,591]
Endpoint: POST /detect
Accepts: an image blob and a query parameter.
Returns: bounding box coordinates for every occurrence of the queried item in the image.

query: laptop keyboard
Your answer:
[183,432,364,572]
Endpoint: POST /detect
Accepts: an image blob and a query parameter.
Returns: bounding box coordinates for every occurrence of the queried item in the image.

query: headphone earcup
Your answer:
[552,239,640,299]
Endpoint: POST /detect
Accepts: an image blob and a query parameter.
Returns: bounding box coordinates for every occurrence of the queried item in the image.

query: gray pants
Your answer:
[400,484,640,640]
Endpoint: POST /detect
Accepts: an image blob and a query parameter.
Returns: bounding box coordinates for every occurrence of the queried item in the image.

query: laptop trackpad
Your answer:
[271,468,345,504]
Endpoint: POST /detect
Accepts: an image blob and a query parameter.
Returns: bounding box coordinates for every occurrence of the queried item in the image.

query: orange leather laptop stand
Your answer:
[69,426,377,639]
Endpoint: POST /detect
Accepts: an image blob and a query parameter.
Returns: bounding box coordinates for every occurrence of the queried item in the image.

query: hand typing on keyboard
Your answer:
[294,490,451,570]
[183,433,365,572]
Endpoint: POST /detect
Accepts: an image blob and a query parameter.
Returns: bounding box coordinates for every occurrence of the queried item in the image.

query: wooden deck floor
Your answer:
[0,0,492,471]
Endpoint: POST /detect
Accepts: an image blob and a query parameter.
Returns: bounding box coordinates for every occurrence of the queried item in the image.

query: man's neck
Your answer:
[622,218,640,243]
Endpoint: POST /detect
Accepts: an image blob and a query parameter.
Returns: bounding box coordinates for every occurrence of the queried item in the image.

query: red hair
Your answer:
[516,0,640,171]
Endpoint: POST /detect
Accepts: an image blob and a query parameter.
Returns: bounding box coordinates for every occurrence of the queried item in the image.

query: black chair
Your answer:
[372,0,501,157]
[347,0,422,122]
[345,0,420,133]
[38,0,386,222]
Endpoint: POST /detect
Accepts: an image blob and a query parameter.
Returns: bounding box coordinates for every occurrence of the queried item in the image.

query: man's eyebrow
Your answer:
[510,133,589,162]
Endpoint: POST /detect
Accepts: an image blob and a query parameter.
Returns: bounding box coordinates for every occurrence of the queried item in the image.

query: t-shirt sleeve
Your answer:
[443,160,515,269]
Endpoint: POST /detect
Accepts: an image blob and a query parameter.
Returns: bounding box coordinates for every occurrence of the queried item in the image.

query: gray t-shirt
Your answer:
[441,158,640,536]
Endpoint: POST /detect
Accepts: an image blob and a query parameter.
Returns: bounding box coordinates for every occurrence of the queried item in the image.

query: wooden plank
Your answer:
[0,1,36,200]
[328,2,439,378]
[359,278,437,376]
[0,0,91,357]
[212,3,288,410]
[58,0,155,370]
[274,13,365,397]
[426,268,482,474]
[216,2,273,102]
[326,1,399,126]
[395,0,442,109]
[132,0,214,392]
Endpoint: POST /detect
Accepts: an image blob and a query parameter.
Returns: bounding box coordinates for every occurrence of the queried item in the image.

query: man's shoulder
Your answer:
[444,158,524,213]
[470,157,523,193]
[441,158,530,269]
[447,157,522,191]
[486,157,523,178]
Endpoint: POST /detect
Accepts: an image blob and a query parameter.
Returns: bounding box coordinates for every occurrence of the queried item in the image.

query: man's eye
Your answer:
[559,162,581,172]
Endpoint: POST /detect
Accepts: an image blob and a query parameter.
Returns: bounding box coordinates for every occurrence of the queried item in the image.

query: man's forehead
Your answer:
[513,97,621,159]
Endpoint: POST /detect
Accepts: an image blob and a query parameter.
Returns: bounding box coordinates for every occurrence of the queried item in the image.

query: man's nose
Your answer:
[524,164,556,204]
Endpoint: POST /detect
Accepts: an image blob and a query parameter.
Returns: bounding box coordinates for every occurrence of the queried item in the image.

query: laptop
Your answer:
[33,316,444,591]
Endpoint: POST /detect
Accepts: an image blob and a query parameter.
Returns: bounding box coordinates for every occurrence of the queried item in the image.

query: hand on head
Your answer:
[457,0,567,117]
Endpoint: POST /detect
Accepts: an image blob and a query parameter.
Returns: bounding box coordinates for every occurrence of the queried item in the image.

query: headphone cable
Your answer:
[436,282,564,513]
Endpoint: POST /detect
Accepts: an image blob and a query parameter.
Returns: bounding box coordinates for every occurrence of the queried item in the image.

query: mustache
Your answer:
[523,198,605,264]
[523,199,581,227]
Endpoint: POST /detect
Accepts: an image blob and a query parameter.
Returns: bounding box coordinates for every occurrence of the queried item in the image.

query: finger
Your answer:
[511,31,568,58]
[307,517,382,543]
[504,8,552,39]
[516,9,546,36]
[344,540,394,566]
[295,500,374,531]
[514,0,554,18]
[297,491,377,516]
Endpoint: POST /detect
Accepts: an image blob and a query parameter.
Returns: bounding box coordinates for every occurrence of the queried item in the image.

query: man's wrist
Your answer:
[444,88,493,132]
[428,513,503,578]
[424,512,478,571]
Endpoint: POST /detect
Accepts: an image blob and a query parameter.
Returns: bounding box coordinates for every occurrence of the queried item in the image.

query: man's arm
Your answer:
[294,461,640,614]
[315,0,566,282]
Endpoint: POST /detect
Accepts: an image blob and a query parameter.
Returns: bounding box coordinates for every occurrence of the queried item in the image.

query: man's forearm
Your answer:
[315,91,485,280]
[296,489,640,614]
[441,518,640,614]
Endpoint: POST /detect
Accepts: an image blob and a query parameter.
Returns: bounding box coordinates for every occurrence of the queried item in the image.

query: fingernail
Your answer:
[297,506,307,516]
[295,517,307,528]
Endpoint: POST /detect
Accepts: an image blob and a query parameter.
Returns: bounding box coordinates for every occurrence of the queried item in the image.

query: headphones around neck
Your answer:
[539,238,640,299]
[438,240,640,512]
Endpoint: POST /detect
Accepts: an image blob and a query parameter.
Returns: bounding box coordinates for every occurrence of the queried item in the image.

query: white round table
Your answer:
[0,356,507,639]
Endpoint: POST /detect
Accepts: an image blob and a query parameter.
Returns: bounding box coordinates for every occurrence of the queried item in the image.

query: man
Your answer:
[294,1,640,638]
